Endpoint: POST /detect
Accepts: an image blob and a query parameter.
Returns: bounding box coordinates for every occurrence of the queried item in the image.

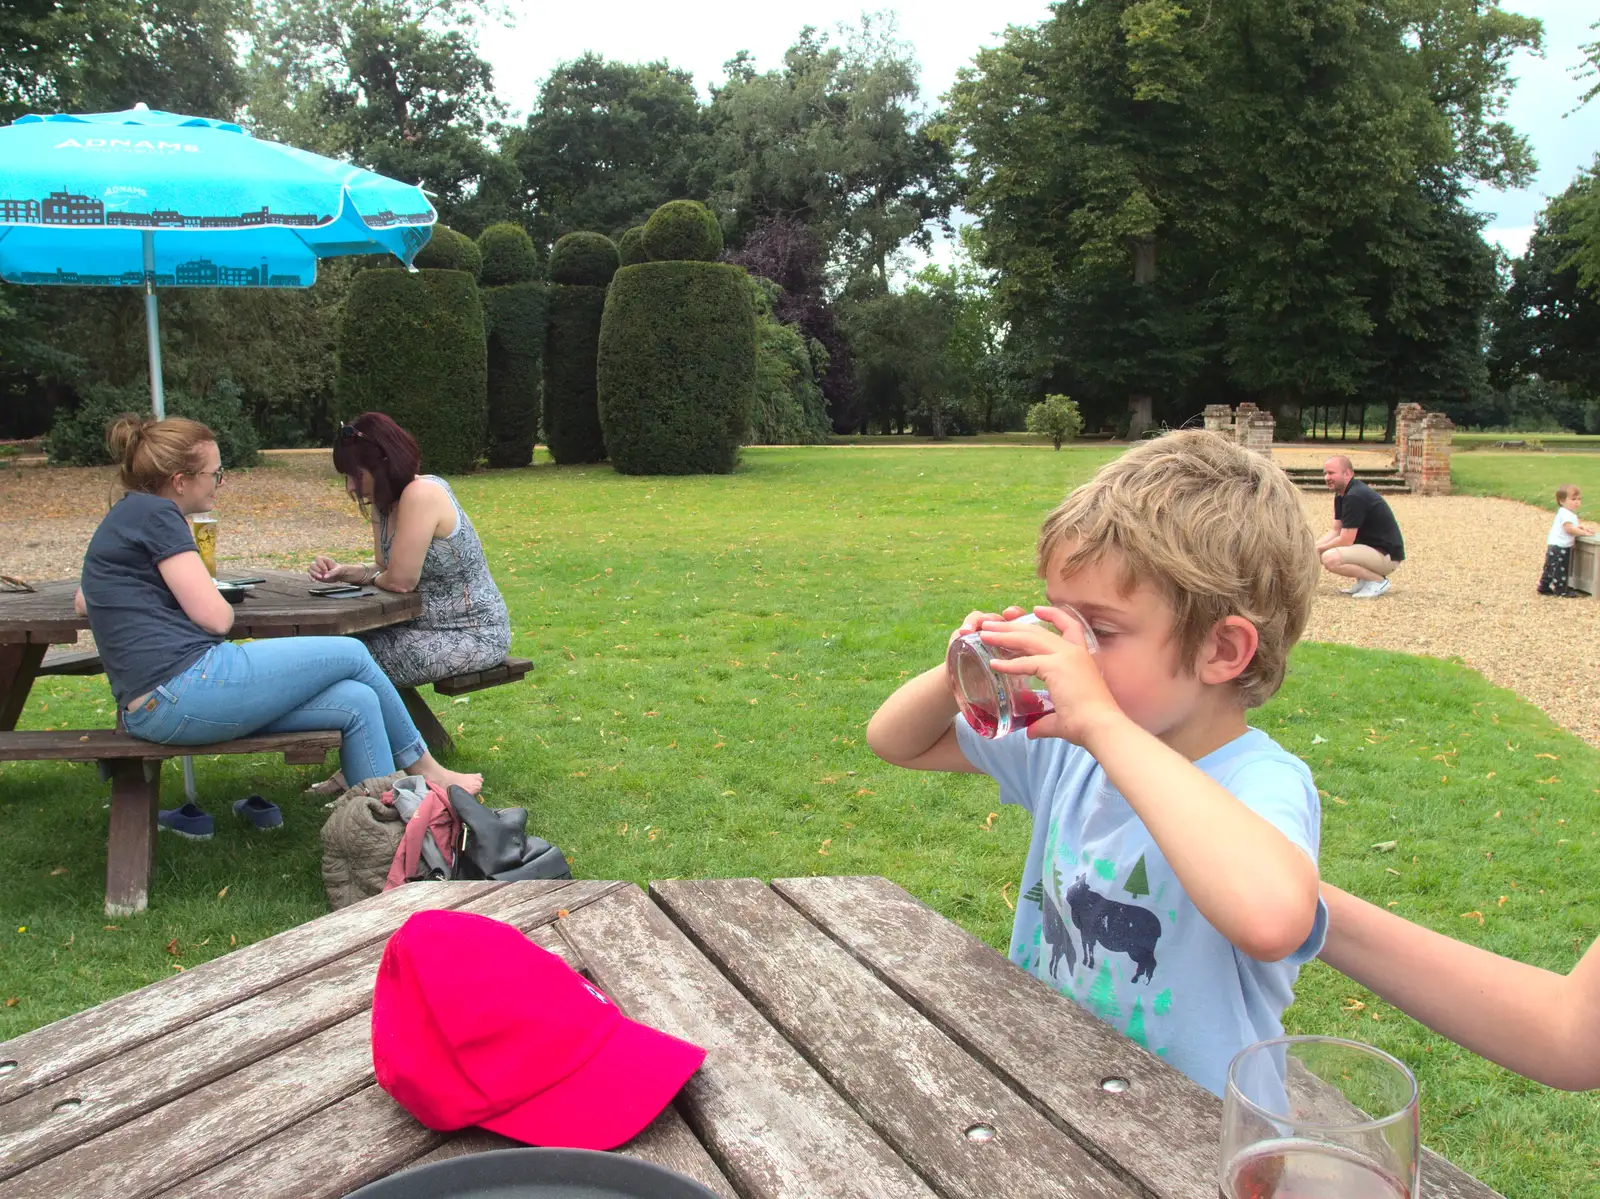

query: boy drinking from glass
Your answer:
[868,430,1326,1096]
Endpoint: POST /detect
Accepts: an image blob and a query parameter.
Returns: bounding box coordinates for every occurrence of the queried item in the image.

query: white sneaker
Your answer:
[1339,581,1363,595]
[1351,578,1390,599]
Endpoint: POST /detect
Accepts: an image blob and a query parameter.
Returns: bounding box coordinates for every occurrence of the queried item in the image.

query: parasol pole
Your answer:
[143,227,191,796]
[142,230,166,419]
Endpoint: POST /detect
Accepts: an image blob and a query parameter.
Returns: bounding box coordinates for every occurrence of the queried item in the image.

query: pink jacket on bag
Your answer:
[381,780,458,889]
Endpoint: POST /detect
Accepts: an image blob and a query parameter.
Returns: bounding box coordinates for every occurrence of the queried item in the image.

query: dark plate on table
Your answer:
[215,581,251,605]
[342,1147,724,1199]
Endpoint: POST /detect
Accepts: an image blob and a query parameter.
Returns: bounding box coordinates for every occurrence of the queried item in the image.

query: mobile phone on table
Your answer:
[309,583,363,597]
[224,576,267,586]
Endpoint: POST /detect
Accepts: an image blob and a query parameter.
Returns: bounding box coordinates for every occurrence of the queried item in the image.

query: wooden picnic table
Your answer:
[0,877,1503,1199]
[0,570,421,731]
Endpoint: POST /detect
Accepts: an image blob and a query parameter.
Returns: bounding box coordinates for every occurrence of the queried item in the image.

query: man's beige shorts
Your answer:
[1332,545,1397,576]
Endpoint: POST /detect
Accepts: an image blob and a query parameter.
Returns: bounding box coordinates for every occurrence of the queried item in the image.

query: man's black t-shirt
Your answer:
[1334,479,1405,561]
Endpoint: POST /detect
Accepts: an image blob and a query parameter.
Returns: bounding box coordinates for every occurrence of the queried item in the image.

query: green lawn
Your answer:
[3,446,1596,1196]
[1454,432,1600,453]
[1451,452,1600,510]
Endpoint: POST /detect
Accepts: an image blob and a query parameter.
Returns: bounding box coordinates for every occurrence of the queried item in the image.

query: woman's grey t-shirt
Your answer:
[81,491,222,707]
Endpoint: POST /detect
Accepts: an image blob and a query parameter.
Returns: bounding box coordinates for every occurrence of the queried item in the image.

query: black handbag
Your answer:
[446,784,572,882]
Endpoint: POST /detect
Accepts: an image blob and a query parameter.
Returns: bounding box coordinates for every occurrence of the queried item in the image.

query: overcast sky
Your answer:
[481,1,1596,260]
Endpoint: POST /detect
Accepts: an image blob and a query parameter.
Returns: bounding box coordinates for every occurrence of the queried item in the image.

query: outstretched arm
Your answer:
[1319,883,1600,1090]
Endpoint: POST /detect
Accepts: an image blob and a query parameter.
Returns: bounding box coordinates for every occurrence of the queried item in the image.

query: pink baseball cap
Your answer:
[371,909,706,1150]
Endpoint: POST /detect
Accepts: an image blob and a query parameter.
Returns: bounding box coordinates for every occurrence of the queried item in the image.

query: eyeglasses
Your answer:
[188,467,225,485]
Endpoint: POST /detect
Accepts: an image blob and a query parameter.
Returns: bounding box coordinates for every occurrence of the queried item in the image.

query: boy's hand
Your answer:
[980,605,1123,746]
[952,605,1028,642]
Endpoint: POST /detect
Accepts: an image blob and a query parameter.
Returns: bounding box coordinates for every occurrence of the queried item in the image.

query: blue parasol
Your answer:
[0,102,436,416]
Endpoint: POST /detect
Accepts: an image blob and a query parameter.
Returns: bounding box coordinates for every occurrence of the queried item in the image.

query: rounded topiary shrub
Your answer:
[618,226,648,267]
[337,269,488,474]
[597,260,755,475]
[477,222,540,287]
[543,283,609,464]
[412,224,483,280]
[482,281,547,468]
[548,231,619,287]
[642,200,722,263]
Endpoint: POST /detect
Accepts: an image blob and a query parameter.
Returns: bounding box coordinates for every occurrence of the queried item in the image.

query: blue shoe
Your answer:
[158,803,214,840]
[232,794,283,830]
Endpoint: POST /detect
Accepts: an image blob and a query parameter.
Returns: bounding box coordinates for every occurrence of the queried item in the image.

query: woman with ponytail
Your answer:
[76,415,483,826]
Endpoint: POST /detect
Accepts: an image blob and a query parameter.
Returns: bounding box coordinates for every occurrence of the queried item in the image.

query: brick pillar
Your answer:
[1401,408,1426,489]
[1245,412,1276,458]
[1393,402,1424,471]
[1416,412,1454,496]
[1232,402,1260,445]
[1203,404,1234,436]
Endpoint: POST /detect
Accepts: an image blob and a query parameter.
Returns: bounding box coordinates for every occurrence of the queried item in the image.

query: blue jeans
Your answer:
[122,638,427,784]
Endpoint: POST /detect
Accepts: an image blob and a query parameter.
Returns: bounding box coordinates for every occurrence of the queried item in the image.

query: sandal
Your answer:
[303,771,347,797]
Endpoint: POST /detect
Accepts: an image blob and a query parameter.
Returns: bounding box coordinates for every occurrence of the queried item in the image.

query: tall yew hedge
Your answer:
[477,223,544,468]
[598,211,754,475]
[543,232,618,464]
[337,269,487,474]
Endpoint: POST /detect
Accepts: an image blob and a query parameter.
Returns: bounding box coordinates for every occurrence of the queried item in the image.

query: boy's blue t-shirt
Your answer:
[956,719,1327,1098]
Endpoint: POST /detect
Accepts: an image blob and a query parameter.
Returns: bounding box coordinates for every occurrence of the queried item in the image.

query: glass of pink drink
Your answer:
[946,609,1098,739]
[1220,1036,1420,1199]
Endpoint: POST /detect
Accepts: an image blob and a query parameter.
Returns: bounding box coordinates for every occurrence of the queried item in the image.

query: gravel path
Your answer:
[5,451,1596,746]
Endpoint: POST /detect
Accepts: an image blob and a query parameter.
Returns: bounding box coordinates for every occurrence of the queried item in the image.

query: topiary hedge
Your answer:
[477,222,540,287]
[482,281,547,468]
[597,260,755,475]
[412,224,483,280]
[548,231,619,287]
[337,269,487,474]
[641,200,723,263]
[543,284,610,464]
[618,226,648,266]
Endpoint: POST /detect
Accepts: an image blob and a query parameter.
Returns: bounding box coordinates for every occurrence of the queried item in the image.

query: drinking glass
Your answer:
[189,513,218,578]
[1220,1036,1420,1199]
[946,608,1097,739]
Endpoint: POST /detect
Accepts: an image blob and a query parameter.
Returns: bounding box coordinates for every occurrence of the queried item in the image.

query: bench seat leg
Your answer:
[105,758,159,918]
[399,686,455,756]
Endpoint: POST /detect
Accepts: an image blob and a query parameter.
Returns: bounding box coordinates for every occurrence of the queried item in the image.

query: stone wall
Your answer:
[1199,401,1273,457]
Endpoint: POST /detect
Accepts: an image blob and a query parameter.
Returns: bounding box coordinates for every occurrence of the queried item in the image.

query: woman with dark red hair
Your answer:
[308,412,512,790]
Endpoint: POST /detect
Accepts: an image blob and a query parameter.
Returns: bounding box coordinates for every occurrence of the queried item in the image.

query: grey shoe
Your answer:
[1352,578,1390,599]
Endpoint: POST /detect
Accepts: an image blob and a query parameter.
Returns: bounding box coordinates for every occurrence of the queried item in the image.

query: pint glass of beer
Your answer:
[190,513,219,577]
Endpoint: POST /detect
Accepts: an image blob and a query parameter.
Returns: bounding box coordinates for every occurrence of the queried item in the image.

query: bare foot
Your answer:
[416,760,484,795]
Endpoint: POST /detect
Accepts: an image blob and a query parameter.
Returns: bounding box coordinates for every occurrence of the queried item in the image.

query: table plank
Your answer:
[557,884,938,1199]
[3,881,624,1199]
[775,874,1222,1199]
[5,1013,375,1199]
[0,881,509,1106]
[0,881,619,1182]
[653,878,1138,1199]
[158,1083,441,1199]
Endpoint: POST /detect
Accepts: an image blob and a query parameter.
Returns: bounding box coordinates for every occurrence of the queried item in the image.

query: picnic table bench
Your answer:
[0,573,521,915]
[0,877,1503,1199]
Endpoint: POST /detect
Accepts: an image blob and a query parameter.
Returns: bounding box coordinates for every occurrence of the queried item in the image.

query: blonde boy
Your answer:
[867,430,1325,1096]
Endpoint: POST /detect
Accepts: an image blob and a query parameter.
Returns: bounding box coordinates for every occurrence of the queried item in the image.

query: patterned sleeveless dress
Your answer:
[359,476,512,688]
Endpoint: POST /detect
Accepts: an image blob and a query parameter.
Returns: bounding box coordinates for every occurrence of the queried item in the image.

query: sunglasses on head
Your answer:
[337,423,364,442]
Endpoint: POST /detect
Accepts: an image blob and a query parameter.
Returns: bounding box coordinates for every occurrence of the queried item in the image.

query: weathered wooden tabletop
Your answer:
[0,877,1502,1199]
[0,571,420,730]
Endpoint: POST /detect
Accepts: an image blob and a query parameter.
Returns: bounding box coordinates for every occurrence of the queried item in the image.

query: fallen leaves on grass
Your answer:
[164,938,180,956]
[1460,911,1485,926]
[217,886,229,900]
